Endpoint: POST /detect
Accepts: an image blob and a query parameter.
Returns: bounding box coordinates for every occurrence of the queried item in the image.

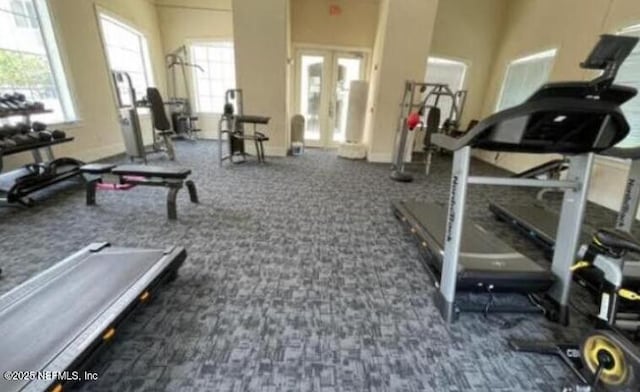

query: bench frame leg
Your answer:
[167,184,182,220]
[186,180,199,203]
[86,178,99,205]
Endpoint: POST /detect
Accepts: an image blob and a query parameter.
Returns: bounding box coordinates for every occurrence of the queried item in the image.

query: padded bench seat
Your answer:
[79,163,116,174]
[112,165,191,179]
[80,163,198,220]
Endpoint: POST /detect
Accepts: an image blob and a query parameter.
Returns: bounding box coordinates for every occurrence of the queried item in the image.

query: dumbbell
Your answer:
[51,130,66,140]
[12,134,31,145]
[2,94,28,110]
[25,101,45,111]
[2,137,17,148]
[0,125,18,138]
[31,122,53,141]
[14,122,30,134]
[0,97,20,111]
[32,121,47,132]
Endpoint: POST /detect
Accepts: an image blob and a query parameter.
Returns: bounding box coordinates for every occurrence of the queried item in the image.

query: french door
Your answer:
[295,49,366,147]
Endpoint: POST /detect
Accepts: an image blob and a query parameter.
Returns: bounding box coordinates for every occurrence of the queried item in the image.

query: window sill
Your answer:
[48,120,84,130]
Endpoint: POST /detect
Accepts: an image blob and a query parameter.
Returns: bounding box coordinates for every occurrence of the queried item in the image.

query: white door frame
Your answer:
[294,45,369,148]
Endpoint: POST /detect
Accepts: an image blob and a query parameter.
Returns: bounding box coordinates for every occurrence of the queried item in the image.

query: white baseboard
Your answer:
[368,152,392,163]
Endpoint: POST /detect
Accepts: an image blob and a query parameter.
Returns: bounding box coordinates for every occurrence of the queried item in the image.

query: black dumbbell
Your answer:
[37,131,52,142]
[2,94,26,107]
[12,134,31,145]
[0,125,17,138]
[15,122,30,134]
[2,137,17,147]
[32,121,47,132]
[26,133,41,143]
[51,130,66,139]
[0,98,20,111]
[25,101,45,111]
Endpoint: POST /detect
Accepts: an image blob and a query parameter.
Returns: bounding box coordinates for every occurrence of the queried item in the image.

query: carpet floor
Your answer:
[0,141,636,392]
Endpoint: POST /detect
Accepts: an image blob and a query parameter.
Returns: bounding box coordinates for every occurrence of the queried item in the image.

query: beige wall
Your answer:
[3,0,166,171]
[365,0,440,162]
[474,0,640,213]
[429,0,508,127]
[156,0,233,138]
[291,0,379,49]
[232,0,289,156]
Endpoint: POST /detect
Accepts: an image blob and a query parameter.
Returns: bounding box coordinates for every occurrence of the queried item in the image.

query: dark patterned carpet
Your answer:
[0,141,637,391]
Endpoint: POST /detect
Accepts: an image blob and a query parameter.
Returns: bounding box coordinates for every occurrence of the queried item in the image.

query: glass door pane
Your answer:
[299,55,325,141]
[332,56,362,144]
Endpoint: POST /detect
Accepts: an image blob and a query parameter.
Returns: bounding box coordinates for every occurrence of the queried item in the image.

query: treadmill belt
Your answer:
[489,202,592,251]
[0,245,182,392]
[394,201,554,292]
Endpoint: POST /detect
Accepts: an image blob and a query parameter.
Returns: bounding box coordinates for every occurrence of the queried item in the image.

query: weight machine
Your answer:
[111,71,175,163]
[218,89,270,165]
[166,46,202,139]
[390,82,467,182]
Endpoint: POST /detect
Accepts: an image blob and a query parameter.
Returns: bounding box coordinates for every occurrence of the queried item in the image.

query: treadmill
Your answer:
[394,34,638,324]
[393,200,554,293]
[489,146,640,296]
[0,242,186,392]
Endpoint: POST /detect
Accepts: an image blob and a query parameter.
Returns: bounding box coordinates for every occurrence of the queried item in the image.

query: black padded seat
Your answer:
[112,165,191,179]
[236,115,270,125]
[80,163,117,174]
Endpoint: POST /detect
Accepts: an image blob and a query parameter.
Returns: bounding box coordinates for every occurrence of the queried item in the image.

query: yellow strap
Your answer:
[51,384,63,392]
[618,288,640,301]
[571,261,591,271]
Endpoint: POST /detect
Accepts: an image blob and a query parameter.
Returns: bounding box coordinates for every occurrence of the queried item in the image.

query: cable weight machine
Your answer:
[166,46,203,139]
[390,81,467,182]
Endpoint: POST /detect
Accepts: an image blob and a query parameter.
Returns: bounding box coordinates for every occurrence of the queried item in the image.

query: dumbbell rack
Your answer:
[0,108,82,207]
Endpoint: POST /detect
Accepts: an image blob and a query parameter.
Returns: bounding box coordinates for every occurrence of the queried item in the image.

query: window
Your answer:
[99,13,153,107]
[424,57,467,126]
[615,25,640,148]
[0,0,76,123]
[425,57,467,91]
[190,42,236,113]
[496,49,556,111]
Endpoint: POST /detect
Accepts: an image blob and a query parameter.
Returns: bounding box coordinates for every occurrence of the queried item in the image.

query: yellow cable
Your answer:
[571,261,591,271]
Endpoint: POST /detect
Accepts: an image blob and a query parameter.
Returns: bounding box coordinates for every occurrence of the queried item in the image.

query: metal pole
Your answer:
[548,153,595,325]
[436,145,471,325]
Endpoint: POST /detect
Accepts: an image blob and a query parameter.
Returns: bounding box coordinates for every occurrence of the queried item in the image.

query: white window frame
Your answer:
[613,24,640,151]
[496,48,557,112]
[0,0,77,124]
[189,40,236,114]
[97,10,154,109]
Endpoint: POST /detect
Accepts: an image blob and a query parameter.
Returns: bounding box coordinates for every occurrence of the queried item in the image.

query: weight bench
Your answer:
[80,163,198,220]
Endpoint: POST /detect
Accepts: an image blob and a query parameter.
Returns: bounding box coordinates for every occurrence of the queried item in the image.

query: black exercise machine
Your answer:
[80,163,199,220]
[393,34,636,325]
[510,229,640,390]
[390,81,468,181]
[0,243,186,392]
[218,89,270,165]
